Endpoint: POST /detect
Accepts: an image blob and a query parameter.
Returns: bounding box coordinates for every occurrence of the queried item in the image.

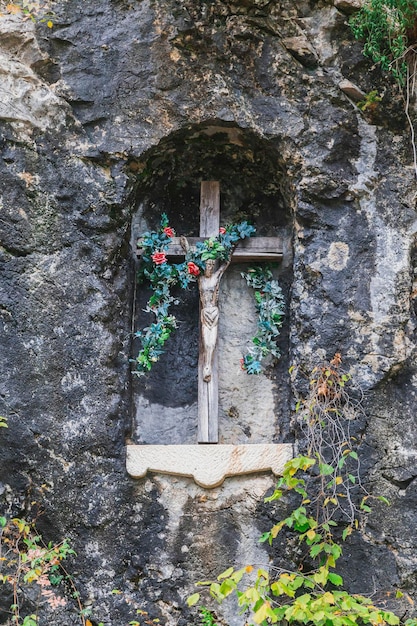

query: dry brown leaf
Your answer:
[6,3,22,13]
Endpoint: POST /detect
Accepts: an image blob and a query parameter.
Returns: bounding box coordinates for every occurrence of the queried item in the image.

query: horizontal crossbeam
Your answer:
[137,236,283,263]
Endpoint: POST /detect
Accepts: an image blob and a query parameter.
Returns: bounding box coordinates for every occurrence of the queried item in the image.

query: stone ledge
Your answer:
[126,443,294,488]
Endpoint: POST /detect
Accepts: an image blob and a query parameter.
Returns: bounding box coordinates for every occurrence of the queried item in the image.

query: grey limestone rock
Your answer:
[0,0,416,624]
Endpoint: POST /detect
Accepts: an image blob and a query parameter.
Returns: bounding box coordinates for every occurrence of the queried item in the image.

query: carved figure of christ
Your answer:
[140,181,283,444]
[199,258,229,383]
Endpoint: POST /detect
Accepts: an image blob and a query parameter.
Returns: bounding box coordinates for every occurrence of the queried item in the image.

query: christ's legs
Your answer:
[201,306,219,382]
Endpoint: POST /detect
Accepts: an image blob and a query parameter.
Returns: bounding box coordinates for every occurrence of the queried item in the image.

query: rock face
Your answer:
[0,1,417,624]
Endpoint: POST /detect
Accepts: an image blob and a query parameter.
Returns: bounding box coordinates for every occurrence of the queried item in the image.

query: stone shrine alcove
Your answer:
[126,122,294,486]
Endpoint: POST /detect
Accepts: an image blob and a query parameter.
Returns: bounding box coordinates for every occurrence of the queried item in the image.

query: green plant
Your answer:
[357,89,383,112]
[350,0,417,175]
[129,607,161,625]
[0,516,82,625]
[133,215,284,375]
[350,0,417,84]
[199,606,218,626]
[189,355,416,625]
[240,267,285,374]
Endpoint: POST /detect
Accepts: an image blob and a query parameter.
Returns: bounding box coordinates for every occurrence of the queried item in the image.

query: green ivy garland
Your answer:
[133,215,285,376]
[241,267,285,374]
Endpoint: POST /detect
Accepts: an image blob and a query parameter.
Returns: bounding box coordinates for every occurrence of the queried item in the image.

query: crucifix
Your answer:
[127,180,293,487]
[149,181,283,444]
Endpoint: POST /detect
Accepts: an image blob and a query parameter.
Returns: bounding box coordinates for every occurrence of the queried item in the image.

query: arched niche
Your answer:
[128,121,294,478]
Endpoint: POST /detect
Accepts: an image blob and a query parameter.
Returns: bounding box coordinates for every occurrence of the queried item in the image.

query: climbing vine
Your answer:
[291,352,365,524]
[188,355,417,626]
[0,517,79,625]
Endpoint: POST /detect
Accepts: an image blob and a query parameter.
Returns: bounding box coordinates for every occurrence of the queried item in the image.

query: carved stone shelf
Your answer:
[126,443,294,488]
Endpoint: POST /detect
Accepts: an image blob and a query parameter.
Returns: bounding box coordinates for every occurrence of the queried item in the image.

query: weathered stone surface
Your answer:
[282,36,318,67]
[0,15,75,140]
[339,78,366,101]
[334,0,364,14]
[0,0,417,624]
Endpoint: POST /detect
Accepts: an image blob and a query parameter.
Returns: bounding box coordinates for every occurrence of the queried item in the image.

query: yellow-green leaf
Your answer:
[187,593,200,607]
[313,567,328,586]
[322,591,335,604]
[253,601,276,624]
[217,566,234,580]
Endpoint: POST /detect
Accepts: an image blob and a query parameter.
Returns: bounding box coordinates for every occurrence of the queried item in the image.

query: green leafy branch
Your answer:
[0,516,83,625]
[189,454,401,626]
[240,267,285,375]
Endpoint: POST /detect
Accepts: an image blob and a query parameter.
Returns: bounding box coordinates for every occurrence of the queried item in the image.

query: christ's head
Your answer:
[204,258,215,277]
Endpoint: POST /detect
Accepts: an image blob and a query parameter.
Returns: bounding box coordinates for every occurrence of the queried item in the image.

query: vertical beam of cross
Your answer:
[198,181,220,443]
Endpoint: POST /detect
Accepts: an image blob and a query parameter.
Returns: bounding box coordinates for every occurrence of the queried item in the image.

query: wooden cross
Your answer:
[138,181,283,444]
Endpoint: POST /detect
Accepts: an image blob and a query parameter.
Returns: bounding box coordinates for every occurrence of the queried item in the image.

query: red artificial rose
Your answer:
[163,226,175,238]
[219,227,226,234]
[240,358,246,371]
[187,262,200,276]
[152,252,167,265]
